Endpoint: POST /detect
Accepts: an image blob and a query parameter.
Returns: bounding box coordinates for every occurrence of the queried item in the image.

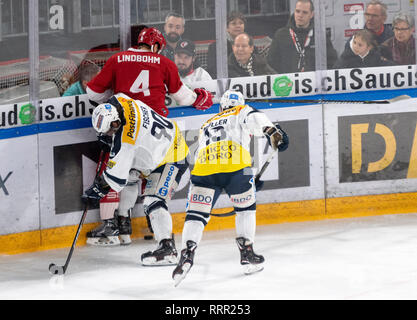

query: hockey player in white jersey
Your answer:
[172,90,289,286]
[82,92,190,266]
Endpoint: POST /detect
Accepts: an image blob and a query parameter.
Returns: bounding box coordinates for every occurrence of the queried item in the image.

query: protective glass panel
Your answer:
[327,1,416,69]
[323,0,416,96]
[130,0,216,86]
[38,0,120,99]
[222,0,291,79]
[0,0,30,105]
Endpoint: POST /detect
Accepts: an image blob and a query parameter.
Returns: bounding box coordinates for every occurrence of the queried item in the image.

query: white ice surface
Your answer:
[1,213,417,300]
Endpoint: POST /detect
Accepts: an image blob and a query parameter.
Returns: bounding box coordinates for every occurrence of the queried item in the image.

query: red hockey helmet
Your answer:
[137,27,166,53]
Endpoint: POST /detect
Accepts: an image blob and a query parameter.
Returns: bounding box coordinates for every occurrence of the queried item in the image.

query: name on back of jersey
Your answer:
[140,105,150,129]
[117,54,161,64]
[207,118,227,128]
[202,105,245,129]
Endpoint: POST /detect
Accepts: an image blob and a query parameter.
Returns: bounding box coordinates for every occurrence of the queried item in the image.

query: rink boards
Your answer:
[1,94,417,254]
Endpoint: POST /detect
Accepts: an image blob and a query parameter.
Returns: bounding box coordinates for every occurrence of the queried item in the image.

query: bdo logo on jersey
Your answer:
[191,194,213,205]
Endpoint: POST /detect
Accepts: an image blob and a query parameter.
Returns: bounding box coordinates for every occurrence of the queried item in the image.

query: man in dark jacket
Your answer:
[161,12,185,62]
[342,1,394,53]
[362,1,393,45]
[266,0,337,74]
[228,33,276,78]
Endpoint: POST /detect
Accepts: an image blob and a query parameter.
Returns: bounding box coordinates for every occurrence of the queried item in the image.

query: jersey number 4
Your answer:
[129,70,150,96]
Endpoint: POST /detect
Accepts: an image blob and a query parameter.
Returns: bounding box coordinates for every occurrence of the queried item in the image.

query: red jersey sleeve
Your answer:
[87,56,116,93]
[162,57,183,95]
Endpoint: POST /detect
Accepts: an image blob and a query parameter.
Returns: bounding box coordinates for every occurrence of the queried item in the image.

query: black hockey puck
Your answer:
[144,235,153,240]
[49,263,65,275]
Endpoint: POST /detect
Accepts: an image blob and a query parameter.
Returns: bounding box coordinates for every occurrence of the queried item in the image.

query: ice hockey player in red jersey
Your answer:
[85,27,213,249]
[87,27,212,117]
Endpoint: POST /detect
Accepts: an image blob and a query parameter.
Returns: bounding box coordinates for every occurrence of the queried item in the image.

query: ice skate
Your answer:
[86,218,120,246]
[141,238,178,266]
[117,210,132,245]
[172,240,197,287]
[236,237,264,275]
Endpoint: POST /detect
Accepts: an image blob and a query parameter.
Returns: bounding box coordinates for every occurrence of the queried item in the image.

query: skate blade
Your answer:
[119,235,131,245]
[86,236,120,246]
[173,263,191,287]
[242,263,264,275]
[141,255,178,266]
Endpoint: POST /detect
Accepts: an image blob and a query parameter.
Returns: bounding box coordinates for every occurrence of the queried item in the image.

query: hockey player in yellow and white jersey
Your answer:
[172,89,289,286]
[82,92,189,266]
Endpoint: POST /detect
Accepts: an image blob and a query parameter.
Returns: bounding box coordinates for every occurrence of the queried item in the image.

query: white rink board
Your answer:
[37,127,98,229]
[324,98,417,198]
[0,135,40,233]
[2,96,417,236]
[0,101,324,235]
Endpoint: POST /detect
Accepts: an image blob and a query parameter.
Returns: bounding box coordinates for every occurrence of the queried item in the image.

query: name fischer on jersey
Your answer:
[140,105,150,129]
[117,55,160,64]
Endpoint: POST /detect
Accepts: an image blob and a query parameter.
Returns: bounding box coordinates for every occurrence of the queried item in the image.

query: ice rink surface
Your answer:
[1,213,417,301]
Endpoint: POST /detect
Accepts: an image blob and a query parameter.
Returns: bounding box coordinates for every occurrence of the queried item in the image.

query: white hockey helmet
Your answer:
[92,103,120,134]
[219,90,245,112]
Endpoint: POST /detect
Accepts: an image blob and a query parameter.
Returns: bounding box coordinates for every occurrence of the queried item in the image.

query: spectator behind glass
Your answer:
[161,12,185,62]
[380,13,416,65]
[207,11,246,79]
[267,0,337,74]
[333,29,393,69]
[343,1,394,53]
[228,33,276,78]
[62,63,100,96]
[363,1,394,45]
[174,39,212,85]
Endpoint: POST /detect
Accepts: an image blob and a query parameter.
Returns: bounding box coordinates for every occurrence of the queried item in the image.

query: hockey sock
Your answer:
[181,220,204,249]
[118,183,139,217]
[148,207,172,242]
[235,210,256,243]
[99,190,119,220]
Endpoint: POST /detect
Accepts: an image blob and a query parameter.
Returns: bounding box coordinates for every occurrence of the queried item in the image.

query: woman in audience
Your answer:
[207,11,247,79]
[380,12,416,65]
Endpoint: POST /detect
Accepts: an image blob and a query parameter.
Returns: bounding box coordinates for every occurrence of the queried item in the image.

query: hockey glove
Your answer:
[81,175,111,206]
[192,88,213,110]
[263,124,289,152]
[275,124,289,152]
[97,133,112,153]
[255,178,264,191]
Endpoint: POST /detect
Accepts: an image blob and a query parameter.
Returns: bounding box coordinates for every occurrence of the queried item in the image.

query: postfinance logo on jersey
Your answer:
[120,98,141,145]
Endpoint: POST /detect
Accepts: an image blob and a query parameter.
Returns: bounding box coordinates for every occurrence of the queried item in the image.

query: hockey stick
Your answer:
[270,94,411,105]
[210,151,277,218]
[49,203,89,275]
[49,150,106,275]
